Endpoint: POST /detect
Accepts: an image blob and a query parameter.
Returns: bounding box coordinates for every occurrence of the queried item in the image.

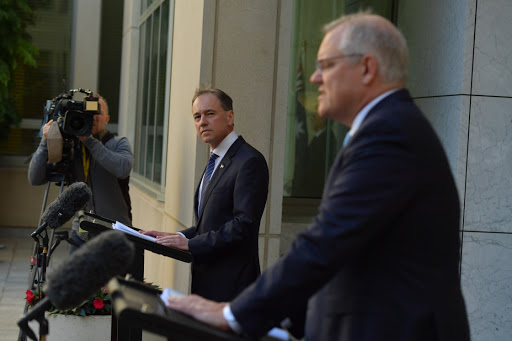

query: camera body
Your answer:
[39,89,100,176]
[43,89,100,137]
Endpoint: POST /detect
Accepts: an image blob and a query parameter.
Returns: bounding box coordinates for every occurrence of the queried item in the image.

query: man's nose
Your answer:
[310,69,322,84]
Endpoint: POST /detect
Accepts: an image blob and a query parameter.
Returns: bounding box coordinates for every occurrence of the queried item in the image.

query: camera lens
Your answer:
[63,110,93,136]
[68,111,85,130]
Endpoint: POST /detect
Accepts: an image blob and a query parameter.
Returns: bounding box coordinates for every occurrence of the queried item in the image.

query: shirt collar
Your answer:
[94,129,108,141]
[211,130,238,158]
[348,88,400,137]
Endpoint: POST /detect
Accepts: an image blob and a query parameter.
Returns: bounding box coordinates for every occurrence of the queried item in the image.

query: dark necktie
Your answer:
[200,153,219,212]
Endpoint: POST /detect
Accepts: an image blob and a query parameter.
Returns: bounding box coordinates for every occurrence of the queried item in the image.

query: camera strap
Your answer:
[81,144,91,182]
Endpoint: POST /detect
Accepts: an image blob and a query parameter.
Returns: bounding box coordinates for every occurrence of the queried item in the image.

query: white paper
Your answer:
[160,287,186,304]
[267,327,289,340]
[159,287,289,340]
[112,221,157,243]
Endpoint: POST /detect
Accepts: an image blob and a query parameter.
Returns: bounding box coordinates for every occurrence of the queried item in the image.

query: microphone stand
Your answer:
[37,315,49,341]
[19,176,65,341]
[50,230,79,255]
[18,315,48,341]
[18,300,50,341]
[31,222,48,242]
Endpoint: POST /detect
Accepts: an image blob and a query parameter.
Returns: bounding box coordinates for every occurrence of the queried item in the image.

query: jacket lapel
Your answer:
[197,136,245,222]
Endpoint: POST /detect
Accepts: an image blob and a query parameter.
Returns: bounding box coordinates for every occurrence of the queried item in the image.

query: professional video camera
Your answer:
[38,88,100,176]
[41,88,100,137]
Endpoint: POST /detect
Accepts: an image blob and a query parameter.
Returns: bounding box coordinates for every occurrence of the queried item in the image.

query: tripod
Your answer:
[18,174,79,341]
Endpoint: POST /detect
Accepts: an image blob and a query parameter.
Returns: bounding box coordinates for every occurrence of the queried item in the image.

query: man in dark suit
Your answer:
[164,13,470,340]
[142,88,269,302]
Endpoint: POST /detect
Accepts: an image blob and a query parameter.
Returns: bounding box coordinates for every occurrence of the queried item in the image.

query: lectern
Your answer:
[78,211,192,341]
[107,277,284,341]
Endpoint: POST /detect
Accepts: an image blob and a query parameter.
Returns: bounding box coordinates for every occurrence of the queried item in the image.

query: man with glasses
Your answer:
[162,13,470,341]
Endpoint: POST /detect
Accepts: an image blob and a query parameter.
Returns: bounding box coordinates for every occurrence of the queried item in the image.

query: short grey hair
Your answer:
[324,12,408,84]
[192,88,233,111]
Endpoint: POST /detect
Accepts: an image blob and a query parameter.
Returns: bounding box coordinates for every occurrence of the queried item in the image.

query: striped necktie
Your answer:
[199,153,219,212]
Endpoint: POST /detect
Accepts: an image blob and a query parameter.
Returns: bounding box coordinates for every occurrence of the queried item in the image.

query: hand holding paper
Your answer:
[140,230,189,250]
[112,221,156,243]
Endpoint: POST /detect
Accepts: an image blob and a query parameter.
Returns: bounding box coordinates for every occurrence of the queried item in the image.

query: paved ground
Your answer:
[0,227,167,341]
[0,227,70,340]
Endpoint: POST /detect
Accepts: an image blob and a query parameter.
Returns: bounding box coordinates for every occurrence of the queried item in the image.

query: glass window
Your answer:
[0,0,125,160]
[0,0,73,158]
[283,0,398,198]
[134,0,173,186]
[98,0,124,126]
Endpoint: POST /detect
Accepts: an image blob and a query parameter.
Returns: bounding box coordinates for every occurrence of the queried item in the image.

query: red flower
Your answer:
[93,298,104,309]
[26,290,35,305]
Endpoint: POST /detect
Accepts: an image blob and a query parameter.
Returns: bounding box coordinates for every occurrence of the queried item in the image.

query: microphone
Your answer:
[31,182,91,241]
[18,230,135,340]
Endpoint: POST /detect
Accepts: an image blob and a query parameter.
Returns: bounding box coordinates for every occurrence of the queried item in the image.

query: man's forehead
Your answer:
[193,94,222,111]
[318,29,343,57]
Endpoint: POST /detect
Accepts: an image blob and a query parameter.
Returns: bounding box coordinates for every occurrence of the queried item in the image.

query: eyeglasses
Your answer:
[315,54,362,73]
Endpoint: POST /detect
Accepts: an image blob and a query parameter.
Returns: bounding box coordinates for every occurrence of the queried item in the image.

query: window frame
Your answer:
[132,0,174,197]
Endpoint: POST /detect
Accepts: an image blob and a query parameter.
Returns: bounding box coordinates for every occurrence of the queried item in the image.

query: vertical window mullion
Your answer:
[135,23,146,175]
[151,8,163,181]
[143,13,154,179]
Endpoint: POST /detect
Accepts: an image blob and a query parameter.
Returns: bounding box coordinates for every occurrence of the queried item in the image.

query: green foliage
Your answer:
[26,280,162,316]
[48,287,113,316]
[0,0,39,139]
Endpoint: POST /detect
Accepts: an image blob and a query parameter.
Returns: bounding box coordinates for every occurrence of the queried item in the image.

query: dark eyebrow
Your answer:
[193,108,217,115]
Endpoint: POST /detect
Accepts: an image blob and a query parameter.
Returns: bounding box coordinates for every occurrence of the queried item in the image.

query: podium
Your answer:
[78,211,193,265]
[107,277,284,341]
[78,211,193,341]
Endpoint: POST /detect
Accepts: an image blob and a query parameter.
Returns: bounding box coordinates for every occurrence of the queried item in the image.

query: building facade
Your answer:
[1,0,510,339]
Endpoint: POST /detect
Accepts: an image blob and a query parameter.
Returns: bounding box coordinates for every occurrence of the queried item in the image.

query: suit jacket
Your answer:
[230,90,470,340]
[181,136,269,302]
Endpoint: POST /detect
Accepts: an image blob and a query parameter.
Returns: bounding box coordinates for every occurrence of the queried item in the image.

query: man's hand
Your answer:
[166,295,230,332]
[139,230,169,237]
[42,120,53,140]
[78,135,90,142]
[140,230,189,250]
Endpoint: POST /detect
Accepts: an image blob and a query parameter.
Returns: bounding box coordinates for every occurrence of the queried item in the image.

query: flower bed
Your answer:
[25,280,160,316]
[28,313,111,341]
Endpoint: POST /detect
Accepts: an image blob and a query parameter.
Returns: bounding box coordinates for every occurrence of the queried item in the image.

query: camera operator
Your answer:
[28,94,133,252]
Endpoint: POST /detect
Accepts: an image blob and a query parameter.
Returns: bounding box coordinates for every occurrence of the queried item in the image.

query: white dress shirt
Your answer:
[197,130,238,210]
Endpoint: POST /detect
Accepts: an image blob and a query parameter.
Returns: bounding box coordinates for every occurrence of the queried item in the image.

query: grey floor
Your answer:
[0,227,70,340]
[0,227,167,341]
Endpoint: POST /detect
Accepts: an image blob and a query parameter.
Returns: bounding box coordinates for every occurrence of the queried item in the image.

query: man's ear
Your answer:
[361,55,378,85]
[227,110,234,126]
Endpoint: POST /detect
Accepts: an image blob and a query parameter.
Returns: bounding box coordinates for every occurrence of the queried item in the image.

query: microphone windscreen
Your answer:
[44,230,135,310]
[42,182,91,228]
